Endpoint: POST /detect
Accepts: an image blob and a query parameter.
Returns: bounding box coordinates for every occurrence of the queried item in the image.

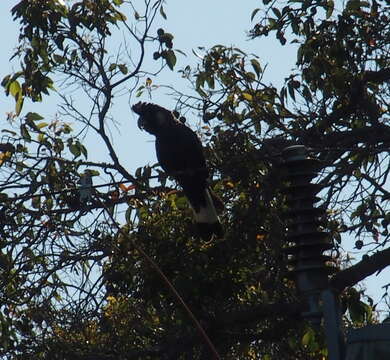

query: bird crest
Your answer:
[132,102,180,134]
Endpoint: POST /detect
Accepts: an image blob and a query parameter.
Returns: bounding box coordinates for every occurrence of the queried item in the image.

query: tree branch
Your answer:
[214,302,301,327]
[330,247,390,292]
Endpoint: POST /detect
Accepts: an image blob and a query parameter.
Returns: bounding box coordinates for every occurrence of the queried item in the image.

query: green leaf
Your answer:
[0,253,11,270]
[53,139,64,153]
[174,195,187,210]
[205,74,215,89]
[20,125,31,142]
[45,198,53,210]
[69,143,81,158]
[15,94,24,116]
[291,19,300,34]
[196,72,206,90]
[196,87,207,98]
[302,85,312,102]
[251,8,260,22]
[114,11,127,21]
[37,133,46,143]
[26,112,44,121]
[1,75,10,88]
[242,93,253,101]
[175,49,186,57]
[160,5,167,19]
[302,327,315,347]
[245,72,256,82]
[137,85,145,92]
[163,50,176,70]
[118,64,128,75]
[287,82,296,101]
[87,170,100,176]
[143,166,151,179]
[37,122,48,129]
[32,196,41,209]
[80,143,88,158]
[326,0,334,18]
[62,124,72,134]
[135,167,142,178]
[349,300,366,324]
[250,59,262,77]
[268,18,277,30]
[53,54,66,64]
[346,0,368,11]
[9,80,21,98]
[108,63,117,72]
[25,118,39,131]
[272,7,281,18]
[125,206,132,224]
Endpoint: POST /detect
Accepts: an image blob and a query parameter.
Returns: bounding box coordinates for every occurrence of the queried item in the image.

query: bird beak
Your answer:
[137,117,145,130]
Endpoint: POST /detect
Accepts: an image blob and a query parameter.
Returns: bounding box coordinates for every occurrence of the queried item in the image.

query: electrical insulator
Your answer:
[282,145,335,323]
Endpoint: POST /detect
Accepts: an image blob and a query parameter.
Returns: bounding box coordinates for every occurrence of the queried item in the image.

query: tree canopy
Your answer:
[1,0,390,359]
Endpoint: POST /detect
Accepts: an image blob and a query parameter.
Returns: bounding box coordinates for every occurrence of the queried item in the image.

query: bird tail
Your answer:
[192,188,224,240]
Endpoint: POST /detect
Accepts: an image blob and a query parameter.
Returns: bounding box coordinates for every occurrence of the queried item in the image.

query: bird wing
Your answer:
[155,123,207,177]
[156,124,210,212]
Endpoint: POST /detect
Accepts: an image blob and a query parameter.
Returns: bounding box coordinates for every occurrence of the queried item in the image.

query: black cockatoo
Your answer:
[132,102,223,240]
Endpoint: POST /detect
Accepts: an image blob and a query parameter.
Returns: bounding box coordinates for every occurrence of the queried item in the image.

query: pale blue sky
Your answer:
[1,0,388,317]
